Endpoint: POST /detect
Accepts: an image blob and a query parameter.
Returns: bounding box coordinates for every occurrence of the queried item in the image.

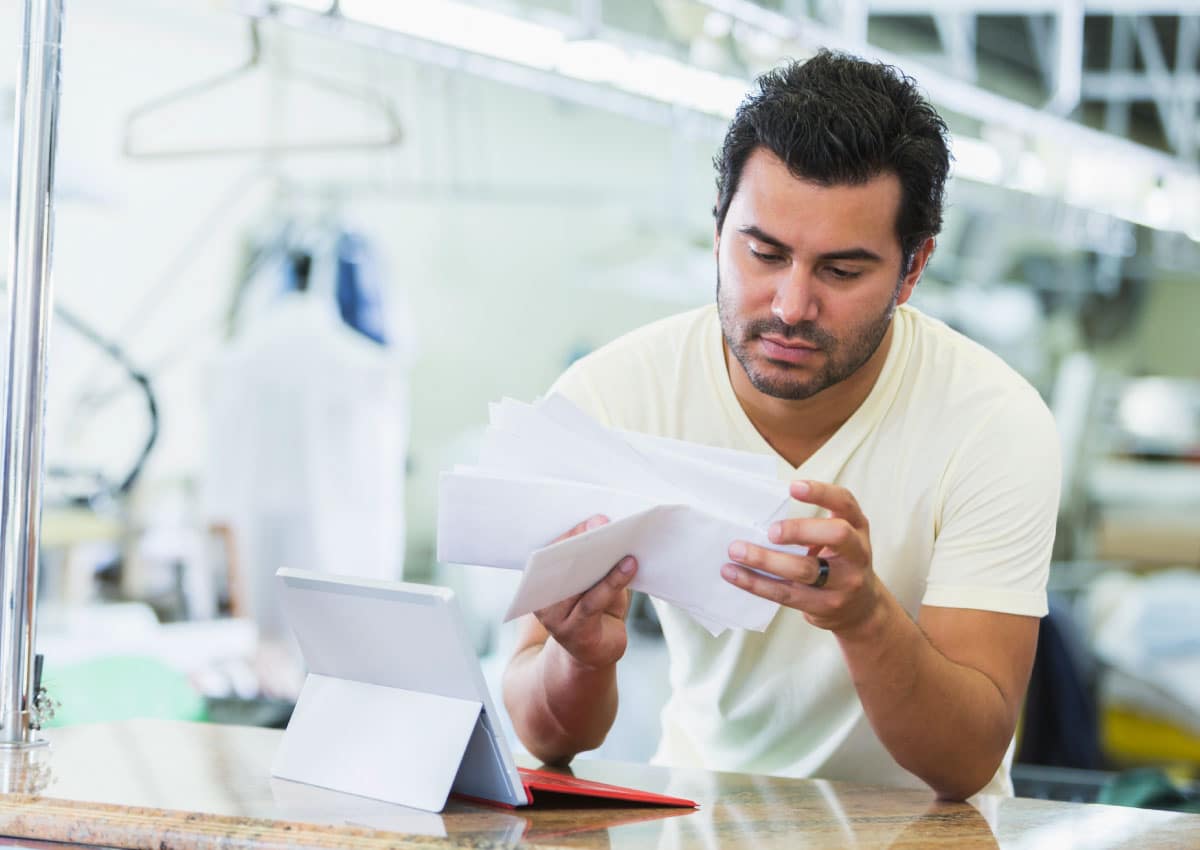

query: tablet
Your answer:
[275,567,527,808]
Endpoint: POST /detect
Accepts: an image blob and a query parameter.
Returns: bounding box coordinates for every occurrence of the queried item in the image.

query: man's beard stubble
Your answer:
[716,270,899,402]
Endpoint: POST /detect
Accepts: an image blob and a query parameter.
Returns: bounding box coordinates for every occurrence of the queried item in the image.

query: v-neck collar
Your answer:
[703,305,913,483]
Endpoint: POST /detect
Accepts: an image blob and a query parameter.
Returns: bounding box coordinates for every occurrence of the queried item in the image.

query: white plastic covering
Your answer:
[204,292,408,640]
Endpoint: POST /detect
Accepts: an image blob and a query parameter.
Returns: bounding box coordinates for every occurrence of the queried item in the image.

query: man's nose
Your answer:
[771,270,819,326]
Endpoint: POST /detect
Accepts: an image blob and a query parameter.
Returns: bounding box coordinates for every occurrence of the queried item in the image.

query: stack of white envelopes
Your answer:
[437,394,806,636]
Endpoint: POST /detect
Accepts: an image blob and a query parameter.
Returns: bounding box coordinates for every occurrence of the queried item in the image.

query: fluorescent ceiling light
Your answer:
[338,0,744,117]
[1142,187,1173,230]
[556,39,627,83]
[1012,151,1048,196]
[950,136,1004,185]
[280,0,335,11]
[952,133,1200,241]
[339,0,565,70]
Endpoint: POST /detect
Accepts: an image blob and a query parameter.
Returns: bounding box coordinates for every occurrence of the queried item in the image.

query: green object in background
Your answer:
[40,656,206,727]
[1098,767,1200,814]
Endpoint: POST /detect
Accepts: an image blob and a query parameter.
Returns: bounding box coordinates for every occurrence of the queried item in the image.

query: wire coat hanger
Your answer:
[122,19,403,159]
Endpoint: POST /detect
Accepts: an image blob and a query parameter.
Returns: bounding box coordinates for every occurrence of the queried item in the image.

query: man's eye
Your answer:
[827,267,861,280]
[750,248,785,264]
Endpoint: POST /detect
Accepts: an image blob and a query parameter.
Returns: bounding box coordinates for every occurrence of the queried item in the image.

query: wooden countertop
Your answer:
[0,719,1197,849]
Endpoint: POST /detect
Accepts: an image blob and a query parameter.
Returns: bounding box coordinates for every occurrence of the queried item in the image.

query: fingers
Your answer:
[534,556,638,629]
[536,516,631,634]
[764,516,859,555]
[720,561,806,606]
[533,594,588,630]
[550,514,609,545]
[727,541,824,586]
[725,482,879,632]
[790,480,868,530]
[575,557,638,619]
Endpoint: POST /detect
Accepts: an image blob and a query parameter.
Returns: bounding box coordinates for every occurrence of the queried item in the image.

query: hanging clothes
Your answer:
[334,230,390,346]
[204,272,409,641]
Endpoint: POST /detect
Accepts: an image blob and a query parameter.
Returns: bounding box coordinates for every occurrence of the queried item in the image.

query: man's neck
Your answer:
[725,322,895,469]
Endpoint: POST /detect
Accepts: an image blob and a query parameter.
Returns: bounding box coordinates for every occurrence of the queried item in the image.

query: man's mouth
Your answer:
[759,335,822,363]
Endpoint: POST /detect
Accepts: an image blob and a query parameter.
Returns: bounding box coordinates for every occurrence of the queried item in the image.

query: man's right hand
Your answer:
[532,515,638,671]
[504,514,637,763]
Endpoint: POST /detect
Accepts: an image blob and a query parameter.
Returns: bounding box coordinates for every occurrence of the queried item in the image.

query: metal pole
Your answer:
[0,0,64,748]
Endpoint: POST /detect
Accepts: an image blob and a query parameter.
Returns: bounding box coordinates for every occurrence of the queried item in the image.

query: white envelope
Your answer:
[437,394,800,635]
[487,397,683,503]
[534,395,789,522]
[436,470,656,570]
[618,428,779,479]
[505,504,794,635]
[633,448,791,527]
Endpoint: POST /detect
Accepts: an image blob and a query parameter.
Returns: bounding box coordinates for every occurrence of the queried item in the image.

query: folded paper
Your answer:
[437,394,805,635]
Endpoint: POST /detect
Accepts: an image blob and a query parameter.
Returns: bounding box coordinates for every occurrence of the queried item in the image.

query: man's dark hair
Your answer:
[713,49,950,271]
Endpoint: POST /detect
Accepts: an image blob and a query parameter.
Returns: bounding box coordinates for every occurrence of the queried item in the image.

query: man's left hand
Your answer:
[721,479,880,633]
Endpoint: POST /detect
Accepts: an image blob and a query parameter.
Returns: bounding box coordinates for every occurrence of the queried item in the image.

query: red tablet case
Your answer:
[515,766,697,808]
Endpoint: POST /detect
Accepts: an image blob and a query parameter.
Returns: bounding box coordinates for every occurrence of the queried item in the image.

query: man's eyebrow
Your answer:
[737,225,791,252]
[816,247,883,263]
[737,226,884,264]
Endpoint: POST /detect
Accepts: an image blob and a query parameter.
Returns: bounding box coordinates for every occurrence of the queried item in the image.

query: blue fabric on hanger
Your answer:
[335,231,389,346]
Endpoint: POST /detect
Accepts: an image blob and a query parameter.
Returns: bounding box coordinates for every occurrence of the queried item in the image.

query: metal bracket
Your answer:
[28,688,58,731]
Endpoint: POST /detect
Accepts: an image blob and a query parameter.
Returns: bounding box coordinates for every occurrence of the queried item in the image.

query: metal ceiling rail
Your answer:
[697,0,1196,174]
[241,2,729,138]
[865,0,1200,13]
[867,1,1199,158]
[260,0,1195,178]
[1085,71,1200,99]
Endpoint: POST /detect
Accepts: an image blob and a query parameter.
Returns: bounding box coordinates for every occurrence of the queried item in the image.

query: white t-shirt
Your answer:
[551,303,1060,796]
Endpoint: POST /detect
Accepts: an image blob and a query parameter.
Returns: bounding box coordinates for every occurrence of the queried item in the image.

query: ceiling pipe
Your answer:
[1046,0,1084,116]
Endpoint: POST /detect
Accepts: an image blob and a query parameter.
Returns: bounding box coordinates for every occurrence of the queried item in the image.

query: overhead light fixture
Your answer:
[1142,187,1173,230]
[279,0,335,11]
[338,0,565,71]
[1012,151,1048,196]
[950,136,1004,186]
[335,0,744,117]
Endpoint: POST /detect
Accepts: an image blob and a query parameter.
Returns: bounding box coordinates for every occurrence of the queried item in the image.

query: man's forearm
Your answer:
[502,638,619,765]
[836,592,1016,799]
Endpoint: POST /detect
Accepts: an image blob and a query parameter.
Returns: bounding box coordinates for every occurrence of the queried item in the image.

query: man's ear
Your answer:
[713,221,721,261]
[896,237,935,307]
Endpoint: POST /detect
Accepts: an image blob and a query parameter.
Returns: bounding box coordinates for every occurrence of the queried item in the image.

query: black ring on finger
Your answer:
[811,557,830,589]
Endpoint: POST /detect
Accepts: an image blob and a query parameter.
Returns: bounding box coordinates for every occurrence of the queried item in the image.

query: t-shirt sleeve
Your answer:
[547,356,617,428]
[921,389,1061,617]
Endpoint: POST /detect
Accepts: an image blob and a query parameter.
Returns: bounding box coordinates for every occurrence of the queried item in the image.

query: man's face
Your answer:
[716,147,928,402]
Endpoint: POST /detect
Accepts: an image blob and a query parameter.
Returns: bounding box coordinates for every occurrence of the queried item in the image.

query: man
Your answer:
[502,50,1059,800]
